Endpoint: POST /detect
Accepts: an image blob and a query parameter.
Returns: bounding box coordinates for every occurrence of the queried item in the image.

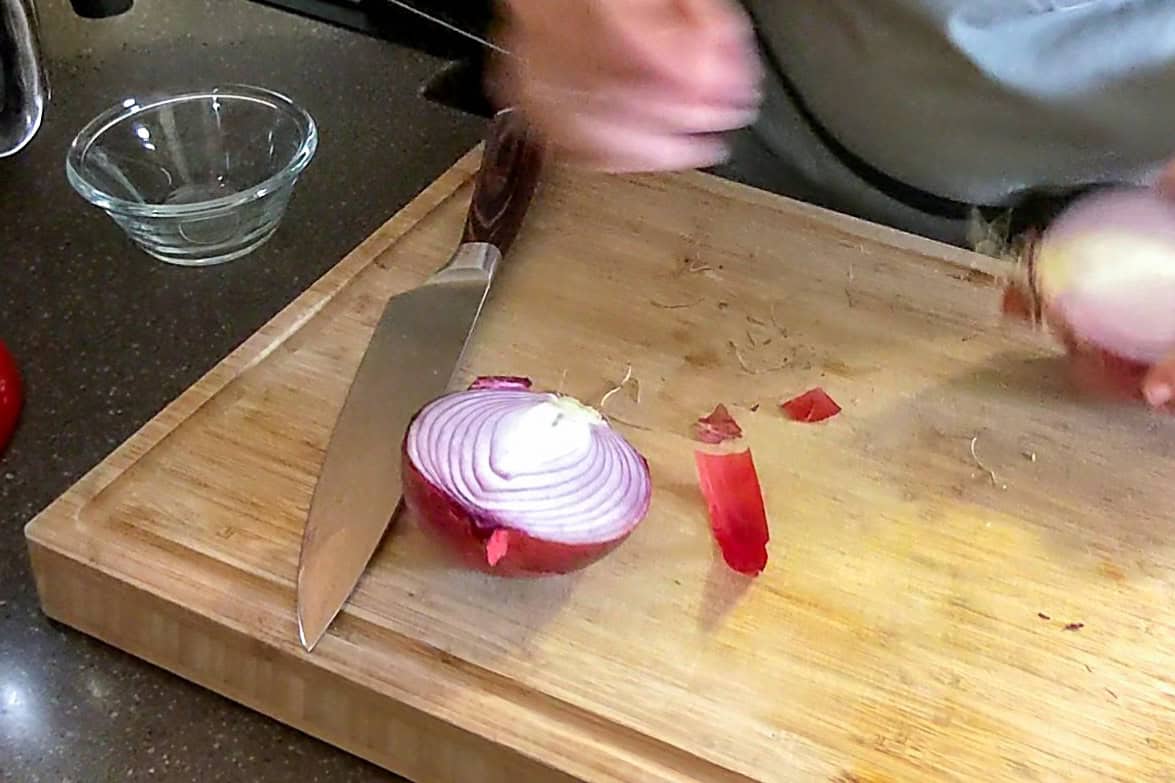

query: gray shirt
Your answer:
[723,1,1175,245]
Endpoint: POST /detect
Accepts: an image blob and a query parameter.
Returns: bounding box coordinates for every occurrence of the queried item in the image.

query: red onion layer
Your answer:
[402,386,652,575]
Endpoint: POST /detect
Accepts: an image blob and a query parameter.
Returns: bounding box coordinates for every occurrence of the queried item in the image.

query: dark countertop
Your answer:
[0,1,483,779]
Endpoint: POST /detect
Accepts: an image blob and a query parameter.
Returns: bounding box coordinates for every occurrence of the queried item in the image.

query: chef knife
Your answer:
[296,107,544,652]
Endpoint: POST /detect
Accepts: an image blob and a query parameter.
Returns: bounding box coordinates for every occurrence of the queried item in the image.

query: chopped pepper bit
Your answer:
[781,387,841,423]
[486,529,510,567]
[694,404,743,444]
[694,449,770,576]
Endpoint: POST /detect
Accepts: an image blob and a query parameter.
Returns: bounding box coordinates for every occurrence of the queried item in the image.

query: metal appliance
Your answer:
[0,0,133,157]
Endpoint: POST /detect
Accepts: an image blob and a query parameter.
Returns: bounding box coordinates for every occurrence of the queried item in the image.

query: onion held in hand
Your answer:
[1004,186,1175,405]
[402,382,653,576]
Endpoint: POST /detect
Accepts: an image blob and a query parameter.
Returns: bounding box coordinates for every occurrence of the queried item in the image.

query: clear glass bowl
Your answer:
[66,85,317,266]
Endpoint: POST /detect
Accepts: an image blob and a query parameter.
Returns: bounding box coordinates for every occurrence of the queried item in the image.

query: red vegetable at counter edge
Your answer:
[694,449,770,576]
[0,340,23,454]
[402,377,653,577]
[694,403,743,444]
[781,387,841,423]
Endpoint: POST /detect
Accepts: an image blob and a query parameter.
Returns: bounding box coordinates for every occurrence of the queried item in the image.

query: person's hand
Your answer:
[1002,160,1175,411]
[490,0,763,173]
[1139,161,1175,409]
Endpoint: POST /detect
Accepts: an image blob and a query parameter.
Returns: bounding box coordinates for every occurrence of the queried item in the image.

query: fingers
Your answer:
[1143,355,1175,408]
[506,76,748,170]
[529,79,760,136]
[606,3,761,106]
[493,0,761,174]
[557,116,732,172]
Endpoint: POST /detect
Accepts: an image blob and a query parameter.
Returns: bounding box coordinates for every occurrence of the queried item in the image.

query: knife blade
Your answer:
[296,108,544,652]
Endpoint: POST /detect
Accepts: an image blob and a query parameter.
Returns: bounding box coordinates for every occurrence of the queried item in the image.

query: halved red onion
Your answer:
[1036,187,1175,365]
[1003,186,1175,405]
[402,384,652,576]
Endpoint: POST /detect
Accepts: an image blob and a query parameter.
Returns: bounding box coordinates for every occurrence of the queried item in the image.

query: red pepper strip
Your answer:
[781,387,841,423]
[0,340,22,454]
[486,528,511,567]
[469,375,533,391]
[693,403,742,444]
[694,449,770,576]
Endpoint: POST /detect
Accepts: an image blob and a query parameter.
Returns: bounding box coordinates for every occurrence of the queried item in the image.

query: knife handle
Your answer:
[461,107,544,256]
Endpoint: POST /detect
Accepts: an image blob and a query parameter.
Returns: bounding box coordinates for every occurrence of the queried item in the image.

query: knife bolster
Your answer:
[430,241,502,284]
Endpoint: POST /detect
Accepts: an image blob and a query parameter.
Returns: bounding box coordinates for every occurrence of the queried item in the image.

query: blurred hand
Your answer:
[1003,159,1175,411]
[491,0,763,172]
[1132,159,1175,409]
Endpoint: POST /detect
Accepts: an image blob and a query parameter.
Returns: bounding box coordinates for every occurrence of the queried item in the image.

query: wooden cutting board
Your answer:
[26,146,1175,783]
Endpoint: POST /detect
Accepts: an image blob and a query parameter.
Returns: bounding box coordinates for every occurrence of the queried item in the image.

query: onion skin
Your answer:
[1003,186,1175,408]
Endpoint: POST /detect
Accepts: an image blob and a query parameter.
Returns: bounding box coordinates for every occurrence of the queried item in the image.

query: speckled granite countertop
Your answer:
[0,1,483,779]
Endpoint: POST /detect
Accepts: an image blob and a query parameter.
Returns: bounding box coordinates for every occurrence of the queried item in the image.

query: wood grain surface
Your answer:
[26,145,1175,783]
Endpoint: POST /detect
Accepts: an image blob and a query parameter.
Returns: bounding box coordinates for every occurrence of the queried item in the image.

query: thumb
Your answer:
[1143,354,1175,408]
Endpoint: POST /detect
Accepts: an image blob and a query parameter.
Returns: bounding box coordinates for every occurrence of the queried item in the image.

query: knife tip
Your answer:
[296,609,322,653]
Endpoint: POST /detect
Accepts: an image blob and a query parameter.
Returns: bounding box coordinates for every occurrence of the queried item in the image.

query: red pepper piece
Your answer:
[469,376,533,391]
[693,403,742,444]
[781,387,841,423]
[0,340,23,454]
[694,449,770,576]
[486,528,511,567]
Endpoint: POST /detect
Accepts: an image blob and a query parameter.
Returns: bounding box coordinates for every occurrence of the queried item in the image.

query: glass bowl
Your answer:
[66,85,317,266]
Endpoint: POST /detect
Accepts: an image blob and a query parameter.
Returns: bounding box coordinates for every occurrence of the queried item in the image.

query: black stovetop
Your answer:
[249,0,492,59]
[247,0,496,117]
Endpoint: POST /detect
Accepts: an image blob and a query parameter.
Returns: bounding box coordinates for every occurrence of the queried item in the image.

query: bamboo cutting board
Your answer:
[26,147,1175,783]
